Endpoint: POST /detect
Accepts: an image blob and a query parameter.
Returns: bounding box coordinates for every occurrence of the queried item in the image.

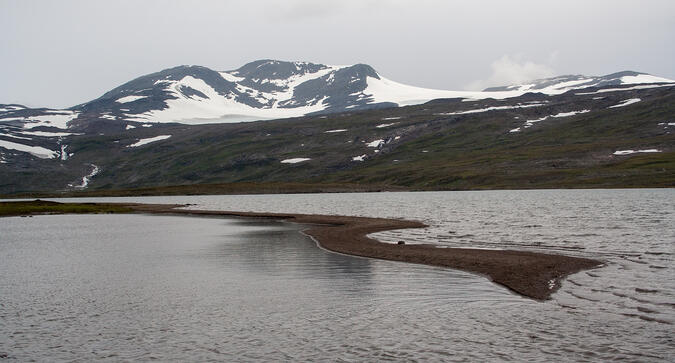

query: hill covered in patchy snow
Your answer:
[2,60,672,134]
[0,75,673,194]
[1,60,674,194]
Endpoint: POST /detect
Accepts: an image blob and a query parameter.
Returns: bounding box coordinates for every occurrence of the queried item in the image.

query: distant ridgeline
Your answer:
[0,60,673,194]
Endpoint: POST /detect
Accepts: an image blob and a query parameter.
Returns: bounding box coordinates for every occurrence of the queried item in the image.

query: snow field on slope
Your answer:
[127,75,333,124]
[620,74,674,84]
[435,103,545,116]
[363,76,522,106]
[613,149,661,155]
[116,95,148,103]
[608,98,641,108]
[575,83,675,95]
[221,64,347,106]
[492,74,674,95]
[0,106,26,112]
[367,139,385,148]
[376,123,397,128]
[506,79,596,95]
[20,130,77,137]
[127,135,172,147]
[1,111,80,130]
[0,139,58,159]
[510,110,591,132]
[280,158,311,164]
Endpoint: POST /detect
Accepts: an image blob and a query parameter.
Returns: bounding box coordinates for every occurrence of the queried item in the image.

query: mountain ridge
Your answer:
[1,77,673,194]
[1,60,673,132]
[1,59,674,194]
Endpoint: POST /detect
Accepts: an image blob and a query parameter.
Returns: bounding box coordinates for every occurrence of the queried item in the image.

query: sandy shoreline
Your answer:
[124,203,602,301]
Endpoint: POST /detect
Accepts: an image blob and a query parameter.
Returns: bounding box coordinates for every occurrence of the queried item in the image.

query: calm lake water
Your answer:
[1,189,674,361]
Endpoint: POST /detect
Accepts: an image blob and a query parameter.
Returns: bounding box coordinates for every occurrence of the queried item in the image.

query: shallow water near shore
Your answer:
[2,189,674,360]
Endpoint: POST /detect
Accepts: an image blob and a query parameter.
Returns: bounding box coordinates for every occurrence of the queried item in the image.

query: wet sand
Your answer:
[125,203,602,301]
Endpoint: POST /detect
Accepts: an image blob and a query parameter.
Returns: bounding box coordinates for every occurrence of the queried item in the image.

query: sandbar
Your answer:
[125,203,602,301]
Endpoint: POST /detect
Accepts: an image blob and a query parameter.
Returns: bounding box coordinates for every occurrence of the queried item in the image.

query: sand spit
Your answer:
[125,203,602,301]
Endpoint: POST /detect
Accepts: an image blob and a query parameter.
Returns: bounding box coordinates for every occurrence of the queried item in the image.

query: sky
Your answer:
[1,0,674,108]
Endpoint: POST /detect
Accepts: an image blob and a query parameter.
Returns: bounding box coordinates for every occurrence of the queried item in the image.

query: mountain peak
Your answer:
[230,59,328,80]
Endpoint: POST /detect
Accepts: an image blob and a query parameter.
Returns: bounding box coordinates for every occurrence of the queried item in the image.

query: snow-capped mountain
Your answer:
[1,60,674,135]
[1,64,673,194]
[483,71,673,94]
[66,60,672,127]
[73,59,504,125]
[2,60,673,166]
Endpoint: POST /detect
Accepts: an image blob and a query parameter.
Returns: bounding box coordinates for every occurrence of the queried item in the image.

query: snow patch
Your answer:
[613,149,661,155]
[20,130,77,137]
[367,139,384,148]
[376,123,396,128]
[364,75,524,106]
[2,133,32,140]
[0,140,58,159]
[280,158,311,164]
[116,95,148,103]
[325,129,347,133]
[132,65,350,124]
[0,105,26,112]
[352,154,366,162]
[608,98,641,108]
[125,125,136,130]
[19,111,80,130]
[511,109,591,132]
[435,103,544,116]
[219,71,245,83]
[575,83,674,95]
[127,75,334,124]
[381,117,401,120]
[127,135,172,147]
[620,74,674,84]
[551,110,591,118]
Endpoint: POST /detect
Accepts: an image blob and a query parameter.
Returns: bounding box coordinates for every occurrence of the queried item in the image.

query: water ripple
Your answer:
[16,189,674,361]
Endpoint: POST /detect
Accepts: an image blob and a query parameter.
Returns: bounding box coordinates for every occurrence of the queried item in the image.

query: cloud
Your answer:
[466,55,556,90]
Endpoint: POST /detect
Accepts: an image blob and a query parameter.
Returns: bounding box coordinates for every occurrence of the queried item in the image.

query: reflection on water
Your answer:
[1,214,516,361]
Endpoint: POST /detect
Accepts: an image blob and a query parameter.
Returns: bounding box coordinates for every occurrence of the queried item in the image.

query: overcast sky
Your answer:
[2,0,673,108]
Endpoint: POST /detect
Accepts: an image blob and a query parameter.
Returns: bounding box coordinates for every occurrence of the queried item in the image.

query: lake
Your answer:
[1,189,673,361]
